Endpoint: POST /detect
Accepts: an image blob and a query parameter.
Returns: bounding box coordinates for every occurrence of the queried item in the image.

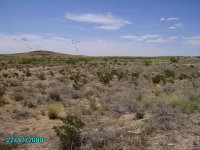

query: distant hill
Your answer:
[1,50,79,58]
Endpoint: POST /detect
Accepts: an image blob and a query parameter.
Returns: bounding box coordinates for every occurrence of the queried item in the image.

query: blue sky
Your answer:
[0,0,200,56]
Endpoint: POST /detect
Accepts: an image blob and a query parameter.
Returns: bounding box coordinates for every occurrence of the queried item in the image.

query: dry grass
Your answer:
[0,52,199,150]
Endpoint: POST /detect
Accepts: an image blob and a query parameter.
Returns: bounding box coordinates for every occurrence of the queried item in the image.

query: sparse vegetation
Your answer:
[0,52,199,150]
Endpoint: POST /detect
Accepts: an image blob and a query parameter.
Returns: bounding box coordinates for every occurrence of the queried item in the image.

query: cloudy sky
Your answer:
[0,0,200,56]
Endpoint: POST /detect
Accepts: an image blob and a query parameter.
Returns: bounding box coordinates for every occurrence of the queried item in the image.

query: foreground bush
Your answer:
[53,115,85,150]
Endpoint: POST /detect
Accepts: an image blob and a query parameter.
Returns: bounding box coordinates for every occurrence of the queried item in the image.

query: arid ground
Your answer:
[0,51,200,150]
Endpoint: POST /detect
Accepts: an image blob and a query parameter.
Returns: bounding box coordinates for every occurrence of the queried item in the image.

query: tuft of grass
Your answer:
[47,103,60,119]
[169,96,200,114]
[90,99,97,111]
[140,132,148,146]
[81,107,92,115]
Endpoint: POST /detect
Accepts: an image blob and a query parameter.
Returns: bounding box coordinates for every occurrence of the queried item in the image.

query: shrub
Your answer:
[152,74,166,84]
[97,70,112,85]
[169,57,179,63]
[47,103,60,119]
[136,112,145,119]
[73,82,84,90]
[13,92,24,101]
[178,73,188,80]
[36,72,46,80]
[47,90,62,101]
[164,69,175,78]
[152,106,177,130]
[112,69,124,80]
[53,115,85,150]
[143,59,152,66]
[65,88,85,99]
[25,70,32,77]
[24,100,36,108]
[112,94,137,114]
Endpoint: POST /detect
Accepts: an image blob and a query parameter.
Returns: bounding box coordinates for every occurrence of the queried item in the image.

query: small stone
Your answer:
[168,143,174,146]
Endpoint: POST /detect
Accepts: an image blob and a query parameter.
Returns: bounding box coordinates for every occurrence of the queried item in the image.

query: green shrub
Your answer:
[24,100,36,108]
[53,115,84,149]
[169,57,179,63]
[164,69,175,78]
[97,70,112,84]
[143,59,152,66]
[136,112,145,119]
[152,74,166,84]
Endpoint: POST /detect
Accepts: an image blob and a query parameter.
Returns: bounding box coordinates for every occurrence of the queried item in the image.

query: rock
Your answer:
[168,143,174,146]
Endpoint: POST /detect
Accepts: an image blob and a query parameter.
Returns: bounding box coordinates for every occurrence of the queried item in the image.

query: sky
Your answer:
[0,0,200,56]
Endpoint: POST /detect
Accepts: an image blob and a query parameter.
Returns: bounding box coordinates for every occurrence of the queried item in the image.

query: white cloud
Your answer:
[121,34,176,43]
[64,12,131,30]
[160,17,180,22]
[182,36,200,46]
[169,26,176,30]
[0,33,199,56]
[168,23,183,30]
[174,23,183,28]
